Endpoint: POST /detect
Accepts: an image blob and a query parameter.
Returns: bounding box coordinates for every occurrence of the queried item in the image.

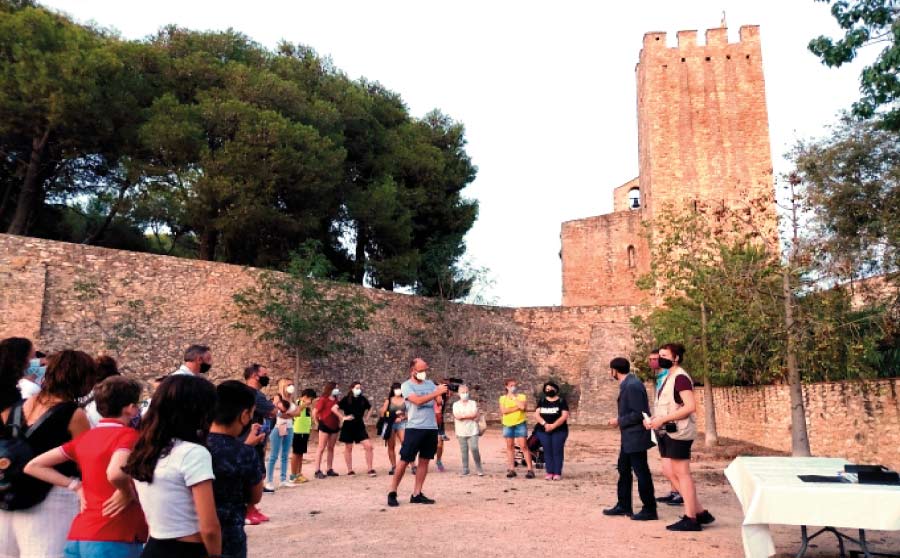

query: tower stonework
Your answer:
[561,25,777,307]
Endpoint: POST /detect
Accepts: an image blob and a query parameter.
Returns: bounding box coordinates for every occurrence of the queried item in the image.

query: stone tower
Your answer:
[561,25,777,307]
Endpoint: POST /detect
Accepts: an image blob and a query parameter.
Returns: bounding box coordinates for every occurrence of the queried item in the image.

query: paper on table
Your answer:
[642,412,657,445]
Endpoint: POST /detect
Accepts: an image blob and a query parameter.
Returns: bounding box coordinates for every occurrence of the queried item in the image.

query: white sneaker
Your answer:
[280,480,296,488]
[263,482,276,492]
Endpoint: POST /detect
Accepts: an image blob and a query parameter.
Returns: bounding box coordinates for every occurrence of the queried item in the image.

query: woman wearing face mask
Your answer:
[499,378,535,479]
[643,343,715,532]
[338,381,375,476]
[265,379,299,491]
[452,384,484,476]
[533,381,570,480]
[379,382,407,475]
[313,382,341,479]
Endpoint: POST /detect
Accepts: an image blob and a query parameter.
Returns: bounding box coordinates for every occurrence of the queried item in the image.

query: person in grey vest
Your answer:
[603,357,657,521]
[644,343,715,531]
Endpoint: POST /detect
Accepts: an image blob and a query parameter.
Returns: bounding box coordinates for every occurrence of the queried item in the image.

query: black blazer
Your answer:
[617,373,654,453]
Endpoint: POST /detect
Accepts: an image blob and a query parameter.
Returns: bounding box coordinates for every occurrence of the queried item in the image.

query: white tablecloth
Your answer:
[725,456,900,558]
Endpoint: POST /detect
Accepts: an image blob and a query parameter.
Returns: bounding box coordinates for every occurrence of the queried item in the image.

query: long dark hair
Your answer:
[124,375,217,483]
[388,382,402,398]
[0,337,32,410]
[40,350,97,403]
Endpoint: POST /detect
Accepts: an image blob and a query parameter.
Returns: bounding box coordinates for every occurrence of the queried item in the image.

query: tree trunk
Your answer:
[783,267,811,456]
[83,182,130,245]
[700,301,719,446]
[7,128,50,235]
[199,228,218,260]
[353,221,367,284]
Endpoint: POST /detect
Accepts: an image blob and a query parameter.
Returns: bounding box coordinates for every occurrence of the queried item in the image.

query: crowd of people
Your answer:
[0,336,711,557]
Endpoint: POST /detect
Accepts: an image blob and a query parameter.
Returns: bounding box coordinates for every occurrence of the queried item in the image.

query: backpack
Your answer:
[0,401,63,511]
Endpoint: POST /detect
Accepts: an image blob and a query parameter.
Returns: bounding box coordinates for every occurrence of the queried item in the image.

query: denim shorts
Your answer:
[502,422,528,439]
[392,421,406,432]
[64,541,143,558]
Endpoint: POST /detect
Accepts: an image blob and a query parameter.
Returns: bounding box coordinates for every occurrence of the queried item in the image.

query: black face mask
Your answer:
[200,362,212,374]
[258,375,270,387]
[657,357,674,369]
[545,389,558,397]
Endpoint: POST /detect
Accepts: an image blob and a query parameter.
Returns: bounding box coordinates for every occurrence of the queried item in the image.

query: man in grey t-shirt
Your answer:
[387,358,448,507]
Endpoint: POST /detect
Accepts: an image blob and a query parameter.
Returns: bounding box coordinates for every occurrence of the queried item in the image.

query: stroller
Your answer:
[514,428,545,469]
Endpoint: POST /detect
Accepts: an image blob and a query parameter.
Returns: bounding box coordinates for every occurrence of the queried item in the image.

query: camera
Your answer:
[664,422,677,433]
[443,378,465,393]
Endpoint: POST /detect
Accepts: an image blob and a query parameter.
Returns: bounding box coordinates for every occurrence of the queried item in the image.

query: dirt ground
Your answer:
[246,426,899,557]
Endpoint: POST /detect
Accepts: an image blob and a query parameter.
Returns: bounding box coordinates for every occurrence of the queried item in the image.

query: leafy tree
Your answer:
[232,241,378,386]
[809,0,900,130]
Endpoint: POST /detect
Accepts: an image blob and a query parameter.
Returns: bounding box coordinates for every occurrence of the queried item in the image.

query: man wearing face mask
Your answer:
[387,358,448,507]
[173,344,213,377]
[243,363,276,522]
[603,357,657,521]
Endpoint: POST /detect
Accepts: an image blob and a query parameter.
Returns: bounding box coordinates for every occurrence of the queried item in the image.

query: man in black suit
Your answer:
[603,357,657,520]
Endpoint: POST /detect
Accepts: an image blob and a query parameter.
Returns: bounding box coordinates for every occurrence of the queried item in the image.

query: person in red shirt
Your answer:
[24,375,148,558]
[312,381,342,479]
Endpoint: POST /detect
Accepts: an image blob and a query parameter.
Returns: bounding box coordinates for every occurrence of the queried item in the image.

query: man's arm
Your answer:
[406,384,448,406]
[618,384,646,427]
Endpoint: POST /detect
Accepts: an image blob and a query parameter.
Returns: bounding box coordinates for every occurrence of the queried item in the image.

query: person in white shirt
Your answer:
[17,355,46,398]
[172,345,213,377]
[452,384,484,476]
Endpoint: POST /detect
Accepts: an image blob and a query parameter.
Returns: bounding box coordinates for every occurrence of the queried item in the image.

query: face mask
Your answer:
[460,392,470,400]
[657,357,674,369]
[286,385,295,394]
[27,358,46,383]
[507,385,517,393]
[331,389,340,397]
[352,388,362,397]
[415,372,427,381]
[258,375,270,387]
[393,389,402,397]
[545,389,557,397]
[200,362,212,374]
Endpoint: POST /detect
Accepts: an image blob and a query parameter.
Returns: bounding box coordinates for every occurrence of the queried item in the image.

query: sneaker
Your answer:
[656,491,679,503]
[545,474,553,480]
[506,470,517,478]
[326,469,339,477]
[244,513,261,526]
[631,509,659,521]
[279,479,295,488]
[248,507,270,522]
[461,470,470,476]
[602,504,633,517]
[388,468,395,476]
[666,493,685,506]
[387,491,399,507]
[436,462,445,473]
[314,470,326,479]
[525,470,535,479]
[347,471,356,476]
[410,493,435,504]
[667,516,702,531]
[552,475,561,481]
[697,510,716,525]
[294,475,308,484]
[477,470,485,477]
[411,466,417,474]
[367,470,377,477]
[263,483,275,493]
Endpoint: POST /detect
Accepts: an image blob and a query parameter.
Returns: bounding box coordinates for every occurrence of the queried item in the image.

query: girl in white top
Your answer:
[266,378,299,490]
[123,375,221,558]
[451,385,484,476]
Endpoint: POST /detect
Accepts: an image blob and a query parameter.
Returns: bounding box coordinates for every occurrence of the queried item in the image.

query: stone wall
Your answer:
[0,234,637,422]
[694,380,900,470]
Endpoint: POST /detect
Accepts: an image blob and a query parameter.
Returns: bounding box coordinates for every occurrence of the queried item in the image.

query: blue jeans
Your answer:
[64,541,143,558]
[267,427,294,483]
[457,435,483,473]
[536,429,568,475]
[502,422,528,438]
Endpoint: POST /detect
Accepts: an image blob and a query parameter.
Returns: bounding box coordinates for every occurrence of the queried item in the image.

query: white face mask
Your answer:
[352,388,362,397]
[286,385,295,394]
[415,371,427,381]
[393,389,402,397]
[331,389,340,397]
[508,385,517,393]
[460,392,470,400]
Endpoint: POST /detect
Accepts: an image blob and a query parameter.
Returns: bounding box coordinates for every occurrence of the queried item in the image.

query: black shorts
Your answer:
[658,434,693,460]
[292,433,310,454]
[318,423,340,435]
[399,428,438,462]
[339,422,369,444]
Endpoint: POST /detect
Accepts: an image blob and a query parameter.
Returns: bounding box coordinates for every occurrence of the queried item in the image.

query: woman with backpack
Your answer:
[0,348,96,558]
[124,374,221,558]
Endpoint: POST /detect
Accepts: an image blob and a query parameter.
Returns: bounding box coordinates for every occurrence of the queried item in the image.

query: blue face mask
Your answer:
[655,368,670,392]
[27,358,47,383]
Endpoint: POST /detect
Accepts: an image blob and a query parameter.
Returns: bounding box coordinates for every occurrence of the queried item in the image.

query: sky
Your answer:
[42,0,874,308]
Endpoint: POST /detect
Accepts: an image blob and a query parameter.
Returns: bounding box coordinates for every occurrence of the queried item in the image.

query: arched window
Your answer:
[627,245,636,268]
[628,187,641,210]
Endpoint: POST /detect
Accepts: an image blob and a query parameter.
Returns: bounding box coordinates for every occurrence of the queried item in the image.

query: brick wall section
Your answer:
[561,211,649,306]
[694,380,900,470]
[0,234,637,422]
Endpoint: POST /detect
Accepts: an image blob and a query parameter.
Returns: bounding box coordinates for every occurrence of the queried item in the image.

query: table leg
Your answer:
[858,529,872,558]
[742,524,776,558]
[797,526,810,558]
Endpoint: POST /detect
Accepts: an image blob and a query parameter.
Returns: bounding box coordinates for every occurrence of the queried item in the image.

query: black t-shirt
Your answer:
[338,395,371,426]
[535,397,569,432]
[207,433,265,528]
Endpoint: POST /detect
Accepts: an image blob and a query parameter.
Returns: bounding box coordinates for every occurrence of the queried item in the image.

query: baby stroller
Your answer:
[514,428,545,469]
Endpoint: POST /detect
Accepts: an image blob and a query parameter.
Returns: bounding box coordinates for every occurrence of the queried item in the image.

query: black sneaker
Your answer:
[387,492,399,507]
[697,510,716,525]
[602,504,633,517]
[326,469,339,477]
[631,509,659,521]
[656,491,679,503]
[367,470,377,477]
[314,470,326,479]
[388,468,395,476]
[506,470,517,478]
[667,516,702,531]
[410,493,435,504]
[347,471,355,476]
[525,470,535,479]
[666,493,685,506]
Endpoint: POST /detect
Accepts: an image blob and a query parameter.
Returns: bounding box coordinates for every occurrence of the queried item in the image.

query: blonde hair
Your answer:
[276,377,294,399]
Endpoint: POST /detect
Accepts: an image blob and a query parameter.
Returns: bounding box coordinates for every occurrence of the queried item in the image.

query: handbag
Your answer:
[477,414,487,436]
